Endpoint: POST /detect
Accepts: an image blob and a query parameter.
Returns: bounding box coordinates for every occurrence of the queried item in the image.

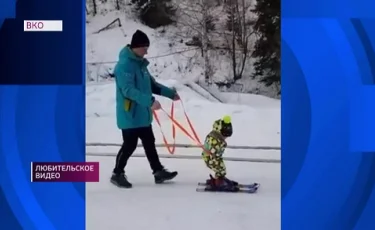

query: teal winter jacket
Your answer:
[114,46,176,130]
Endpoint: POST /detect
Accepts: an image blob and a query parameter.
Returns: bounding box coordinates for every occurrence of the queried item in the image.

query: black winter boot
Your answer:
[224,177,239,186]
[153,169,178,184]
[110,173,132,188]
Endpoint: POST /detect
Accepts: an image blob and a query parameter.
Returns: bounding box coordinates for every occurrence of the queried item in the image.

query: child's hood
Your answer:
[211,115,232,137]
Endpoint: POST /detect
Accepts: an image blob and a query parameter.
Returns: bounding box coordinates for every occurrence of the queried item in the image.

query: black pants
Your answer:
[113,126,164,175]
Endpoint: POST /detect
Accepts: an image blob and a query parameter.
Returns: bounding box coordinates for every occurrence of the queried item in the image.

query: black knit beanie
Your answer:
[130,30,150,48]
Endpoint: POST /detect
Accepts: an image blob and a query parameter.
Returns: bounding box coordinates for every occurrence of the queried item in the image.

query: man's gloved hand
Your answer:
[173,93,180,101]
[151,100,161,110]
[171,87,180,101]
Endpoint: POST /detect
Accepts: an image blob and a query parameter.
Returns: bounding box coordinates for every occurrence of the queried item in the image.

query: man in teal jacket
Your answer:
[111,30,179,188]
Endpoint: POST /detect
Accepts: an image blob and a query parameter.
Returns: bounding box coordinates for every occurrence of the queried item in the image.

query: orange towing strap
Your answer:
[152,102,176,154]
[153,100,211,155]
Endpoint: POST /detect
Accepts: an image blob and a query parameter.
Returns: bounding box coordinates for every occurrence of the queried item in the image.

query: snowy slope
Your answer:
[218,92,281,108]
[86,11,204,83]
[86,8,279,98]
[86,80,280,148]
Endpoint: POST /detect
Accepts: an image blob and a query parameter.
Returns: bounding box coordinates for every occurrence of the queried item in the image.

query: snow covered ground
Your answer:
[218,92,281,108]
[86,6,280,229]
[86,80,280,230]
[86,156,280,230]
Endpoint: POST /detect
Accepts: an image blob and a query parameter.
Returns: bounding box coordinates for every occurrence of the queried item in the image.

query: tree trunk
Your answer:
[237,0,247,80]
[92,0,97,15]
[231,0,236,80]
[201,0,210,84]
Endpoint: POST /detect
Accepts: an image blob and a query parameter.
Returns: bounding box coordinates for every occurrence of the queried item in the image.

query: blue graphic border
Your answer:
[0,0,83,84]
[282,0,375,229]
[0,0,85,229]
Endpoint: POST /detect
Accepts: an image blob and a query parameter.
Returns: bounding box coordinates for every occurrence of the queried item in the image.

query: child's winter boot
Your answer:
[223,177,239,186]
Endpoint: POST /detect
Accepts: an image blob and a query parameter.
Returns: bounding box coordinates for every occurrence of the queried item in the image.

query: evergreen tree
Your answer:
[251,0,280,89]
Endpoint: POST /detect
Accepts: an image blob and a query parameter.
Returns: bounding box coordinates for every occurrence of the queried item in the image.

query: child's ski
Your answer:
[197,182,260,189]
[196,186,259,193]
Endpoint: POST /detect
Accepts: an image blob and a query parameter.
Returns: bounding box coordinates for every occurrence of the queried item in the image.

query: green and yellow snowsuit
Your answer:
[202,116,232,178]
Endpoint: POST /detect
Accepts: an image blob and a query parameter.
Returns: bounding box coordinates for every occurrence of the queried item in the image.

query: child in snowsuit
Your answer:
[202,115,238,191]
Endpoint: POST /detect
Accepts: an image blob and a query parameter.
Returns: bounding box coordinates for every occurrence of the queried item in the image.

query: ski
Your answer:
[196,187,258,194]
[197,182,260,189]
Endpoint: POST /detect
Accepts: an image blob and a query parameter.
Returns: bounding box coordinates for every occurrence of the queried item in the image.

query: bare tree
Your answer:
[172,0,219,84]
[170,0,256,86]
[223,0,255,82]
[86,0,98,15]
[92,0,97,15]
[201,0,211,83]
